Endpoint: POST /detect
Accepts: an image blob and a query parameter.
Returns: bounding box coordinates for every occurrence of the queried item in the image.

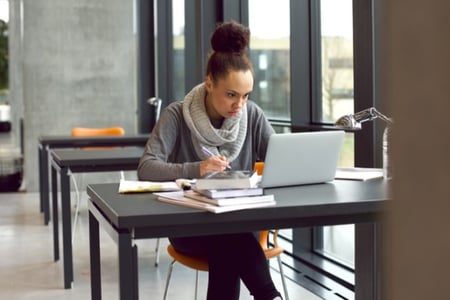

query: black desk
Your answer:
[50,147,144,289]
[38,134,148,225]
[87,179,389,300]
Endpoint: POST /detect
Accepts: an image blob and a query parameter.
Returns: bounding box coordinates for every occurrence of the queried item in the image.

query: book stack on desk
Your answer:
[155,190,275,214]
[185,188,273,206]
[190,170,275,210]
[155,171,275,213]
[194,170,259,190]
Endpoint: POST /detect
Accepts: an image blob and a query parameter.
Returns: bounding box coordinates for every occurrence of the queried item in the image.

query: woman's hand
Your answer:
[199,156,230,176]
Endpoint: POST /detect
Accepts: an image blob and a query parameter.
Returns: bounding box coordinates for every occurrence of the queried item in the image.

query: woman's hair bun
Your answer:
[211,21,250,54]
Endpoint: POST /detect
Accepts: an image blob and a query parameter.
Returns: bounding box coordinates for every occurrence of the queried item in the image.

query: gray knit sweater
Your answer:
[137,100,274,181]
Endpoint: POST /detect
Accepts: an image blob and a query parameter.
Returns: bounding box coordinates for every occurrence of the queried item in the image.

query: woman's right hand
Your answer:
[199,156,230,176]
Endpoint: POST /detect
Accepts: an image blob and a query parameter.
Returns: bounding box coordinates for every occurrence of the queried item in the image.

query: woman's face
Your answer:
[205,70,253,120]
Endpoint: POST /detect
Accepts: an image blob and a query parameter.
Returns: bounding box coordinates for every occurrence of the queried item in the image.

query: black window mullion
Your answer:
[290,0,312,127]
[184,0,221,91]
[137,0,156,133]
[223,0,248,24]
[310,0,323,124]
[353,0,378,168]
[156,0,174,106]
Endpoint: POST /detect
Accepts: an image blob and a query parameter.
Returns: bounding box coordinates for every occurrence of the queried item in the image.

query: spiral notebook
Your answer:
[259,131,345,188]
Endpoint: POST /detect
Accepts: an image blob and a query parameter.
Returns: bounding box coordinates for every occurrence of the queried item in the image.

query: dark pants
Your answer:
[169,232,282,300]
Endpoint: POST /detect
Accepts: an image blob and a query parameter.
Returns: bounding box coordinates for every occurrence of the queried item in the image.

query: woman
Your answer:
[138,21,282,300]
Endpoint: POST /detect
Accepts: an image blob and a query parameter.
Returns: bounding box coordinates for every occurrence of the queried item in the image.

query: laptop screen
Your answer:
[260,131,345,188]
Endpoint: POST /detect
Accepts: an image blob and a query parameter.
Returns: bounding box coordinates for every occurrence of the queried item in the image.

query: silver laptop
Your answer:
[260,131,345,188]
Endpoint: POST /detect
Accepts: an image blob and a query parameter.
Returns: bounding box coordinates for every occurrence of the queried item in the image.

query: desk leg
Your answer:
[60,167,74,289]
[89,210,102,300]
[118,231,138,300]
[51,165,59,262]
[38,146,43,213]
[132,244,139,299]
[355,222,379,300]
[40,146,50,224]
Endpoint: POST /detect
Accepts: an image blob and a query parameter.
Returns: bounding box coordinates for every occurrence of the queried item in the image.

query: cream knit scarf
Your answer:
[182,83,247,162]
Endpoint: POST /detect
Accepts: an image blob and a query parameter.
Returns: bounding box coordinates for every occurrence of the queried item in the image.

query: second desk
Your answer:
[39,134,148,224]
[50,146,144,288]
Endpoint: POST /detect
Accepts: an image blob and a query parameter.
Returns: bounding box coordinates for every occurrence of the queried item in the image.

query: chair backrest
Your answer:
[71,126,125,137]
[71,127,125,150]
[254,161,265,176]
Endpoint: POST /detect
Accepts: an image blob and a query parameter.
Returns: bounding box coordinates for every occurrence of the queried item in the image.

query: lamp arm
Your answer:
[354,107,393,125]
[147,97,162,121]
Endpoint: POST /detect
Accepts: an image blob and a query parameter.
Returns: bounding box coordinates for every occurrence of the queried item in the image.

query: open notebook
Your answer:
[259,131,345,188]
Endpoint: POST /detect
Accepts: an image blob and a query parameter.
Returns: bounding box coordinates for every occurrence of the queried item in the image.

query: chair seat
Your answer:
[167,244,209,271]
[164,231,289,300]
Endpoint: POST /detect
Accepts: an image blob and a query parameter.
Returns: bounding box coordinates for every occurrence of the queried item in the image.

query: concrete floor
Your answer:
[0,190,323,300]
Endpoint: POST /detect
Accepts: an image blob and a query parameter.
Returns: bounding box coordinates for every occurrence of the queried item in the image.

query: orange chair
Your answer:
[163,231,288,300]
[71,126,125,137]
[254,161,265,176]
[70,126,126,201]
[163,162,289,300]
[70,127,125,239]
[71,126,125,149]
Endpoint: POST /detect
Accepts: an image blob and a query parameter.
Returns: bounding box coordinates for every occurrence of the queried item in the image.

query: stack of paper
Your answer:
[154,190,275,214]
[335,167,384,181]
[118,179,180,193]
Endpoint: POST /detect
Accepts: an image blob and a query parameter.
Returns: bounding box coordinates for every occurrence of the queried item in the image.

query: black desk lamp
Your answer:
[335,107,393,179]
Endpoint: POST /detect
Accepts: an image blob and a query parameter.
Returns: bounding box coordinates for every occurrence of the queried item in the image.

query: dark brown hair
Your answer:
[206,21,253,83]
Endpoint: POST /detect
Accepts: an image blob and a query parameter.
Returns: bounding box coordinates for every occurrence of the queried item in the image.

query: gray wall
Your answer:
[9,0,138,191]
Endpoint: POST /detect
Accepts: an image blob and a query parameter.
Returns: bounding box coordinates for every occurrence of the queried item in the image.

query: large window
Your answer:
[318,0,355,269]
[320,0,354,123]
[248,0,356,270]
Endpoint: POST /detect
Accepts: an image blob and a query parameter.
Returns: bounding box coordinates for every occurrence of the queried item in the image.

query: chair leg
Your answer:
[277,256,289,300]
[163,260,202,300]
[163,260,176,300]
[154,238,160,266]
[194,270,199,300]
[70,172,81,243]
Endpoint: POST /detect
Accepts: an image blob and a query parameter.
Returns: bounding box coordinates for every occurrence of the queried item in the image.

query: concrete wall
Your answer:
[9,0,138,191]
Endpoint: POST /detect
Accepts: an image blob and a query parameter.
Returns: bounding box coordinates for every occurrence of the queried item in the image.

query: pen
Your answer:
[201,146,231,170]
[200,146,216,158]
